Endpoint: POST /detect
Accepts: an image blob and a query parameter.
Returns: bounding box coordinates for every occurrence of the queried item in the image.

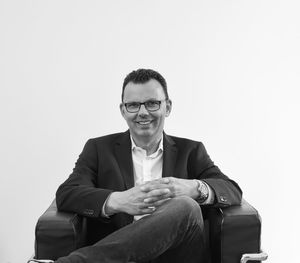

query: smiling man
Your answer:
[54,69,242,263]
[120,78,171,155]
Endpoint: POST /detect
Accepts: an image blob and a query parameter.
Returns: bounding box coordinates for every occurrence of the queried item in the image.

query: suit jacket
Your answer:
[56,130,242,242]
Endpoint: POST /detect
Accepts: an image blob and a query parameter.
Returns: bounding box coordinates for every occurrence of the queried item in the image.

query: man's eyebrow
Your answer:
[124,98,160,103]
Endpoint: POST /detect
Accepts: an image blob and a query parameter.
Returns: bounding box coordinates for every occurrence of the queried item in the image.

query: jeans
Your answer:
[55,196,206,263]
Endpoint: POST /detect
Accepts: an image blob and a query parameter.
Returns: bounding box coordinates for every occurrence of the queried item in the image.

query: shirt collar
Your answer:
[130,135,164,156]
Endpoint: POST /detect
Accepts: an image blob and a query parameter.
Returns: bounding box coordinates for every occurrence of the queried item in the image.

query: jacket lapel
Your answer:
[162,133,178,178]
[114,130,134,189]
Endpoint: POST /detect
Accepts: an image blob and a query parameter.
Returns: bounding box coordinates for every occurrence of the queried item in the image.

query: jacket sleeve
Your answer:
[192,142,242,207]
[56,139,113,219]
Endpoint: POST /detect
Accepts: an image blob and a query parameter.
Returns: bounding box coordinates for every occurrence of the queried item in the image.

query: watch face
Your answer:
[198,182,209,203]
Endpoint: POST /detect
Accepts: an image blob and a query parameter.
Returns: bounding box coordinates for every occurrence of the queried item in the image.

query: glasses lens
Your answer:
[125,102,140,112]
[145,101,160,111]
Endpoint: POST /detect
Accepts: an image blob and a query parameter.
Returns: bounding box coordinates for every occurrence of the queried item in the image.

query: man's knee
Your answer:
[173,196,201,211]
[159,196,203,224]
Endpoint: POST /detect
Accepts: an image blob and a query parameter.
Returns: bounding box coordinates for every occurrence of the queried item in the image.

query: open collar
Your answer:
[114,130,178,188]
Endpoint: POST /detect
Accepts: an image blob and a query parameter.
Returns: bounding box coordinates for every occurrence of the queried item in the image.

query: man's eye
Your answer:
[127,103,139,108]
[146,101,159,107]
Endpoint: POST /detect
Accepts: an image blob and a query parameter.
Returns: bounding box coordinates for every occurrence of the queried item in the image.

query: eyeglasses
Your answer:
[123,100,167,113]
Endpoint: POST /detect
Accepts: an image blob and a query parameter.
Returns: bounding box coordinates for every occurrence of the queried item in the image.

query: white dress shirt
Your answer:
[131,136,164,187]
[131,136,164,220]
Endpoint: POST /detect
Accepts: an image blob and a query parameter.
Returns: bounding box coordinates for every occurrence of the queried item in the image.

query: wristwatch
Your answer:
[195,180,209,203]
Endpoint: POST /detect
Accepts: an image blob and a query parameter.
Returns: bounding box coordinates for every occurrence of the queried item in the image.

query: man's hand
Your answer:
[105,178,172,216]
[143,177,199,205]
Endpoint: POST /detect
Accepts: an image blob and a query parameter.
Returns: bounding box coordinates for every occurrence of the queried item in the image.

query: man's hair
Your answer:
[122,69,169,101]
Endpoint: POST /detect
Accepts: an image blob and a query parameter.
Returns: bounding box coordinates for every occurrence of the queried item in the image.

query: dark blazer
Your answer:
[56,131,242,241]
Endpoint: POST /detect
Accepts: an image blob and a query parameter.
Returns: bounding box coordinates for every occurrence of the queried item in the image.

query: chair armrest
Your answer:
[207,199,262,263]
[35,200,87,260]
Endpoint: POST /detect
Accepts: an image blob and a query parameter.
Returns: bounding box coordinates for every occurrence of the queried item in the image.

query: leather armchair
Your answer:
[32,199,267,263]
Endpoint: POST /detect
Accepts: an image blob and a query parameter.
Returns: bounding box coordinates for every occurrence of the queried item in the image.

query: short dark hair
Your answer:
[122,69,169,101]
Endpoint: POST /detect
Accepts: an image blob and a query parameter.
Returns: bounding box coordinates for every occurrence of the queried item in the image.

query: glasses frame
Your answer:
[123,99,167,113]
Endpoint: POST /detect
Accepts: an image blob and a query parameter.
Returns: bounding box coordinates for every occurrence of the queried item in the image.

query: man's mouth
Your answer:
[136,120,153,125]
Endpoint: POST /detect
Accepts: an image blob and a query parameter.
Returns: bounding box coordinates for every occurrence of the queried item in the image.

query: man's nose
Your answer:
[138,104,149,115]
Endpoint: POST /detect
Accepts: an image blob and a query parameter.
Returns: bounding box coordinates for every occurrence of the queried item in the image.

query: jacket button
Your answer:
[220,196,227,202]
[84,209,94,215]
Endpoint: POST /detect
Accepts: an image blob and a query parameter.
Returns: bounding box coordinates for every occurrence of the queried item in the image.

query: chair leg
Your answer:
[240,250,268,263]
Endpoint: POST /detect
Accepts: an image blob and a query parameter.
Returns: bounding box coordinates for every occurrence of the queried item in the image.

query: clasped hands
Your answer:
[105,177,199,216]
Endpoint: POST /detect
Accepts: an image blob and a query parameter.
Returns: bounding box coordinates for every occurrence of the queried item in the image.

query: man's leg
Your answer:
[55,196,206,263]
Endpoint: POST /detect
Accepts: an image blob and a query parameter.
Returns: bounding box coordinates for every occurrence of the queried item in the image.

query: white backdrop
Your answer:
[1,1,299,262]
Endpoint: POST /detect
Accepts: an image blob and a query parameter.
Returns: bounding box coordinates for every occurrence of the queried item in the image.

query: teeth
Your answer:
[138,121,151,125]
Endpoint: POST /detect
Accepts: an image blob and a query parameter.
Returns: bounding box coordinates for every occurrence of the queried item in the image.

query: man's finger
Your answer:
[137,206,156,215]
[152,198,171,207]
[143,197,171,207]
[140,181,170,192]
[156,178,170,184]
[143,192,171,203]
[146,188,170,197]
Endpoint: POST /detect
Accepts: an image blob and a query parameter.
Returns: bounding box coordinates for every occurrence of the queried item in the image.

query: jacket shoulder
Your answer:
[166,134,204,150]
[89,131,129,144]
[91,132,125,141]
[167,134,201,144]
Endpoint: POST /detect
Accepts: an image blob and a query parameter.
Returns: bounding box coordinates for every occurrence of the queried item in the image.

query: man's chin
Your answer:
[131,129,154,139]
[136,130,153,137]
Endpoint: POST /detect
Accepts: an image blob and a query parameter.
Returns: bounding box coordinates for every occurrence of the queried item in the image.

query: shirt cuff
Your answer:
[101,193,113,218]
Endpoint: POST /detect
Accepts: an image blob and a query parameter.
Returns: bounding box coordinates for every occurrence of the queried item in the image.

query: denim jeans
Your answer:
[55,196,206,263]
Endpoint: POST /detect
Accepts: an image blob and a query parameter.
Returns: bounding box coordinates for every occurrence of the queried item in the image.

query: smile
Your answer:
[136,120,153,125]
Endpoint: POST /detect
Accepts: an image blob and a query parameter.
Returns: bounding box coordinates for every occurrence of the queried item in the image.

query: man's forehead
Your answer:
[123,79,165,101]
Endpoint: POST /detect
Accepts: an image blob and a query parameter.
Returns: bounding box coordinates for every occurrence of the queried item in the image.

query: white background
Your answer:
[1,1,299,262]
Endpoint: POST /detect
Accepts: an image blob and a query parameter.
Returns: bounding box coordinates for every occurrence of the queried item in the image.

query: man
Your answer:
[54,69,242,263]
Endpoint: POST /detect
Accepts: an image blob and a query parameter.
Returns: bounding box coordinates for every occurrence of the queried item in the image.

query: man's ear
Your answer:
[119,103,126,118]
[165,99,172,117]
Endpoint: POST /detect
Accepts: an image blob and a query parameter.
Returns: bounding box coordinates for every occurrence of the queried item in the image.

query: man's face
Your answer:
[120,79,172,142]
